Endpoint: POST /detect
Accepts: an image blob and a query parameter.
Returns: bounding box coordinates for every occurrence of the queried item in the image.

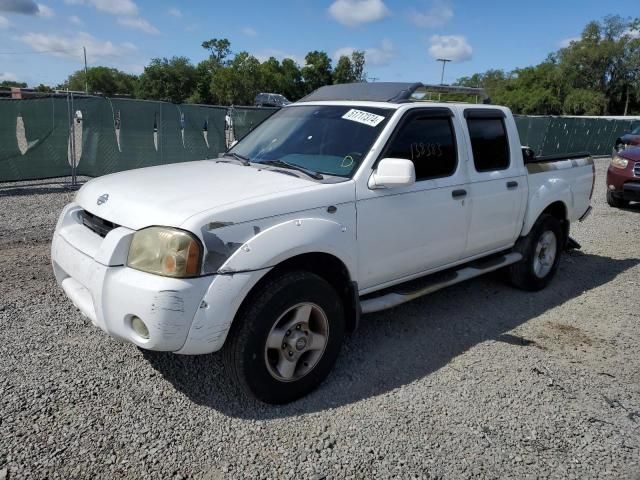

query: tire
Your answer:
[222,270,345,404]
[607,190,629,208]
[508,214,563,291]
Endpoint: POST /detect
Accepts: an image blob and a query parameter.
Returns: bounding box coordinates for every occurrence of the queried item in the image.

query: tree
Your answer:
[333,56,355,84]
[302,51,332,93]
[351,50,366,82]
[280,58,304,100]
[61,66,137,96]
[563,89,606,115]
[557,15,640,114]
[201,38,232,66]
[333,50,368,84]
[210,52,262,105]
[0,80,27,88]
[137,57,198,103]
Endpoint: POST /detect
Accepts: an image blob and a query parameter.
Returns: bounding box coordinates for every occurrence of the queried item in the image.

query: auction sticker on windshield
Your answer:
[342,109,385,127]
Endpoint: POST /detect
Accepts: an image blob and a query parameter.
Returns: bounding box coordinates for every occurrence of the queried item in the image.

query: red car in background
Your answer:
[607,147,640,208]
[614,125,640,152]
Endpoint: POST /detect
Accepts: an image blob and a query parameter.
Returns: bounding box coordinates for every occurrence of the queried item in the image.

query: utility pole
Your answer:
[83,46,89,95]
[437,58,451,85]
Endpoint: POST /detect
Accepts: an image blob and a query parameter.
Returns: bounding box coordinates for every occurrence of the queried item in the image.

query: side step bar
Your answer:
[360,252,523,314]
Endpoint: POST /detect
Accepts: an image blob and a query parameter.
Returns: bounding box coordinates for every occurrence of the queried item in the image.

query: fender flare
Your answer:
[521,179,572,236]
[217,217,357,279]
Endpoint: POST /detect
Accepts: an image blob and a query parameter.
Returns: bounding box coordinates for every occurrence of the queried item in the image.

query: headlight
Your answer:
[127,227,202,278]
[610,154,628,169]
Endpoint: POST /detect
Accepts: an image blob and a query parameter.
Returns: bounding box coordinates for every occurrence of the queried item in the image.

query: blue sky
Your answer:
[0,0,637,87]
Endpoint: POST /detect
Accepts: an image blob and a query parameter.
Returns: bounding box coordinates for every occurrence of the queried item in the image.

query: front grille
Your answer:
[80,210,118,237]
[634,162,640,178]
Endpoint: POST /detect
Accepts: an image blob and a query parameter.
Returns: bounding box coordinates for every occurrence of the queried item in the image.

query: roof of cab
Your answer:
[297,82,491,104]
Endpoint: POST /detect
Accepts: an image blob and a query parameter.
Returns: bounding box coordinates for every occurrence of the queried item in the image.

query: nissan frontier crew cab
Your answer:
[52,83,595,404]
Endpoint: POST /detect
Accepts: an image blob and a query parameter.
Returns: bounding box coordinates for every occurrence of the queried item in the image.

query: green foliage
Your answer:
[61,66,137,96]
[302,51,333,93]
[457,15,640,115]
[333,51,367,84]
[0,80,27,88]
[137,57,198,103]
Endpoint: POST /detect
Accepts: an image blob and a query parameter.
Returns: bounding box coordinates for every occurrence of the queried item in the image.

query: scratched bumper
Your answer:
[51,205,211,352]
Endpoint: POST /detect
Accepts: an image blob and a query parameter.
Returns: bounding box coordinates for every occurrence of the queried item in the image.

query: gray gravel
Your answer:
[1,161,639,479]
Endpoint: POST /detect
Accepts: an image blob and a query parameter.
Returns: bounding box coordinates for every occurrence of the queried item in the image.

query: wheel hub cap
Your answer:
[264,302,329,382]
[533,230,557,279]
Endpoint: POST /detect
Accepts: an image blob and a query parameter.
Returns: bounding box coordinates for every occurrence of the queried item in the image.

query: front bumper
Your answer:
[51,203,266,354]
[621,182,640,201]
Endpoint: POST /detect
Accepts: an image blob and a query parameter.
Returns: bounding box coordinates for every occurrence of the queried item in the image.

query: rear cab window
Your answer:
[381,108,457,181]
[464,109,510,172]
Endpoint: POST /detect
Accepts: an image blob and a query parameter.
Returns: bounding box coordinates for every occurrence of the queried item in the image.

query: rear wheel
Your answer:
[508,214,563,291]
[607,190,629,208]
[222,270,345,404]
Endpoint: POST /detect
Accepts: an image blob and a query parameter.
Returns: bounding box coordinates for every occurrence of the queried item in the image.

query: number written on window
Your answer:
[384,115,457,181]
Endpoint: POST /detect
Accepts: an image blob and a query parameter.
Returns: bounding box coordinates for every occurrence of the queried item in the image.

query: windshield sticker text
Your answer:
[342,109,385,127]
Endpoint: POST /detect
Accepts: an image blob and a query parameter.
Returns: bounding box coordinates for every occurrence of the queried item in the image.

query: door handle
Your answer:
[452,189,467,199]
[507,181,518,189]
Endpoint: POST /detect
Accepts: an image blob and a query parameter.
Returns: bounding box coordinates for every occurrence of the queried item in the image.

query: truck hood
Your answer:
[75,161,318,230]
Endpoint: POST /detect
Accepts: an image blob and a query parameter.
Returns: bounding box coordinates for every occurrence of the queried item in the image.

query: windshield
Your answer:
[229,105,392,177]
[632,126,640,135]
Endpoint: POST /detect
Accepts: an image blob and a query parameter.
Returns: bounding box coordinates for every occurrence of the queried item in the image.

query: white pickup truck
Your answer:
[52,83,595,403]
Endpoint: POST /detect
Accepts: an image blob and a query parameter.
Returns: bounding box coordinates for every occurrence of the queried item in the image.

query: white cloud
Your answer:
[333,46,355,60]
[69,14,82,25]
[328,0,389,27]
[410,1,452,28]
[558,36,579,48]
[0,72,18,82]
[334,39,394,65]
[365,38,394,65]
[168,7,181,17]
[0,15,9,28]
[623,28,639,39]
[117,16,159,34]
[428,34,472,62]
[64,0,138,16]
[241,26,257,37]
[36,3,53,17]
[19,31,137,63]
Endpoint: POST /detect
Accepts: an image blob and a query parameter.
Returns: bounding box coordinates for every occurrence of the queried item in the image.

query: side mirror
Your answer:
[368,158,416,189]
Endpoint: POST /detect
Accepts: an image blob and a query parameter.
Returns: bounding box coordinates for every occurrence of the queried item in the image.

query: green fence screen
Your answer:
[1,96,638,183]
[0,96,277,182]
[514,115,640,157]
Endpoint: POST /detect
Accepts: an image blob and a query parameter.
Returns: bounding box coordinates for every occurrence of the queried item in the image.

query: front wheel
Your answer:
[222,270,345,404]
[508,214,563,291]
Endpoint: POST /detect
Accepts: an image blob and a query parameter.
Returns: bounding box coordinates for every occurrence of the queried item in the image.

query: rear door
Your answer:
[356,107,471,290]
[462,109,527,257]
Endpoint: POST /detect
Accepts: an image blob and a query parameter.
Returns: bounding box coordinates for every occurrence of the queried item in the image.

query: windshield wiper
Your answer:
[260,160,323,180]
[218,152,251,166]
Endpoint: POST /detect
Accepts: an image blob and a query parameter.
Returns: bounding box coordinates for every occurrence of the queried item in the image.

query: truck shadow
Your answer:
[142,251,638,419]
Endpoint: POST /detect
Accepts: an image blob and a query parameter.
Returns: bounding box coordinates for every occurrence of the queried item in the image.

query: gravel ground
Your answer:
[1,160,639,479]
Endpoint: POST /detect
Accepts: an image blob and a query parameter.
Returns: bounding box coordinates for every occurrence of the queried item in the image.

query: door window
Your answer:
[466,117,510,172]
[383,113,457,181]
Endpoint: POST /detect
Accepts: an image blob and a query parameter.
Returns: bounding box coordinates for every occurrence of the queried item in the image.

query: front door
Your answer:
[356,108,471,291]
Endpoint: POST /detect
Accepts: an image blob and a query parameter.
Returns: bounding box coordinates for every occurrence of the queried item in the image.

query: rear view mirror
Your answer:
[368,158,416,189]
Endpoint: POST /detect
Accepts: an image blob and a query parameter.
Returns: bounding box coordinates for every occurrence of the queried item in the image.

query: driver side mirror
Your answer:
[368,158,416,189]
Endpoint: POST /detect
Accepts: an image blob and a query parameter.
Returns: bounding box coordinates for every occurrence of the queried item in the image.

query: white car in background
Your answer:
[51,83,595,403]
